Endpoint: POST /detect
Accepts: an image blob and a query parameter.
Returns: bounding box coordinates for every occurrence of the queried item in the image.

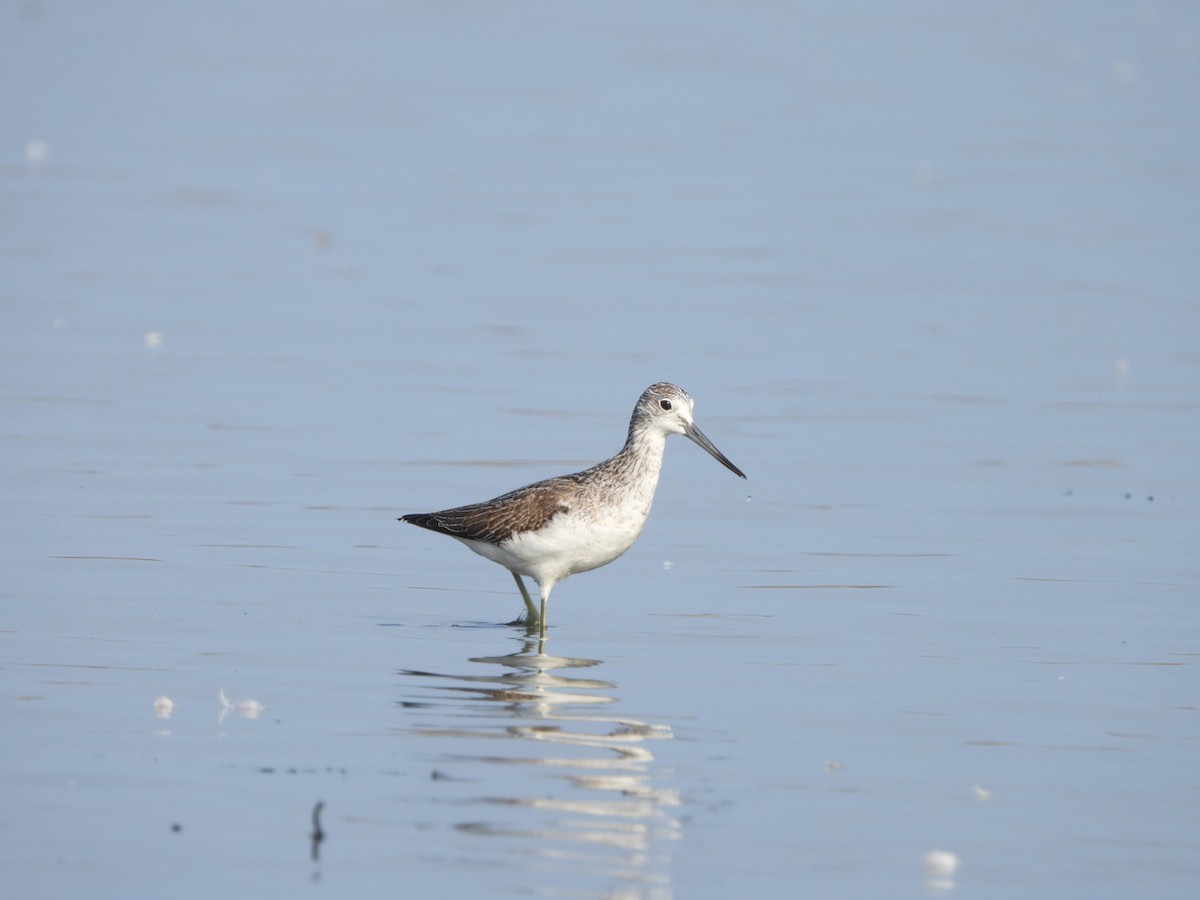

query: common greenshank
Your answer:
[400,383,745,635]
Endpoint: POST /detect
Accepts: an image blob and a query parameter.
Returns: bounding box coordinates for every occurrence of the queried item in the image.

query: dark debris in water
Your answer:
[256,766,348,776]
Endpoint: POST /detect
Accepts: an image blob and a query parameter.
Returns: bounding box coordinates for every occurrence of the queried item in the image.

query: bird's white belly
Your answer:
[461,505,649,585]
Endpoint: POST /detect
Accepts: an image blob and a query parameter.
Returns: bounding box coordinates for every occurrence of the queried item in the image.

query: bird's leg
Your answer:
[538,593,548,640]
[510,571,539,625]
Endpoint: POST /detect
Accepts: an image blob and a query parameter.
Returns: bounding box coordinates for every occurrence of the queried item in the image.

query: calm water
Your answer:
[3,2,1198,897]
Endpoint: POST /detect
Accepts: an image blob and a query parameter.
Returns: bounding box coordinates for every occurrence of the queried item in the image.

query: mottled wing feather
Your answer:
[401,475,582,545]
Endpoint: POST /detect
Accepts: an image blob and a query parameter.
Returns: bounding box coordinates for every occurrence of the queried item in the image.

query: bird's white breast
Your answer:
[454,435,664,589]
[459,499,651,586]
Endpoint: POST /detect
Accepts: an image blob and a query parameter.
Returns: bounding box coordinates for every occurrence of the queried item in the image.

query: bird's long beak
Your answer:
[684,422,746,479]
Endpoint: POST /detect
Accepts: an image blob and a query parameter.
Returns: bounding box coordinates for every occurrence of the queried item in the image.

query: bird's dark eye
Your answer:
[659,399,672,411]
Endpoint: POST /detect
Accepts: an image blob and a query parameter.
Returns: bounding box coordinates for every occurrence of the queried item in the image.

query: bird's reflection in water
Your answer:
[400,634,679,895]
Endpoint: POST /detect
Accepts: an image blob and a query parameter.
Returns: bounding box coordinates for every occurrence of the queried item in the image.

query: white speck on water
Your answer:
[25,138,49,166]
[923,850,958,893]
[923,850,958,875]
[1116,357,1130,389]
[219,688,264,721]
[1112,59,1141,83]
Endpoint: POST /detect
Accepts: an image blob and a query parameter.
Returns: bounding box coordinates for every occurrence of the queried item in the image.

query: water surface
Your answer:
[3,2,1198,897]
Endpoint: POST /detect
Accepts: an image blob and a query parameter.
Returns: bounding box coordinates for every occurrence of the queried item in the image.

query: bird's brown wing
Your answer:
[400,475,582,545]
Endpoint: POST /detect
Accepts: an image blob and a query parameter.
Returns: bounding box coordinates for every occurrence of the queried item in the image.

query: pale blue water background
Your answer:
[3,2,1198,898]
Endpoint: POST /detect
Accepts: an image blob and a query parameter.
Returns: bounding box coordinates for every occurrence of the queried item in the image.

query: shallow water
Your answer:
[3,2,1199,898]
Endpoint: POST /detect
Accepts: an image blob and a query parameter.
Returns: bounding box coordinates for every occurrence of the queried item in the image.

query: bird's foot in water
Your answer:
[505,611,541,630]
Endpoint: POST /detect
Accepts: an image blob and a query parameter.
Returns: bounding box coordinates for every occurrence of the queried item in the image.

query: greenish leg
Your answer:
[511,572,538,623]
